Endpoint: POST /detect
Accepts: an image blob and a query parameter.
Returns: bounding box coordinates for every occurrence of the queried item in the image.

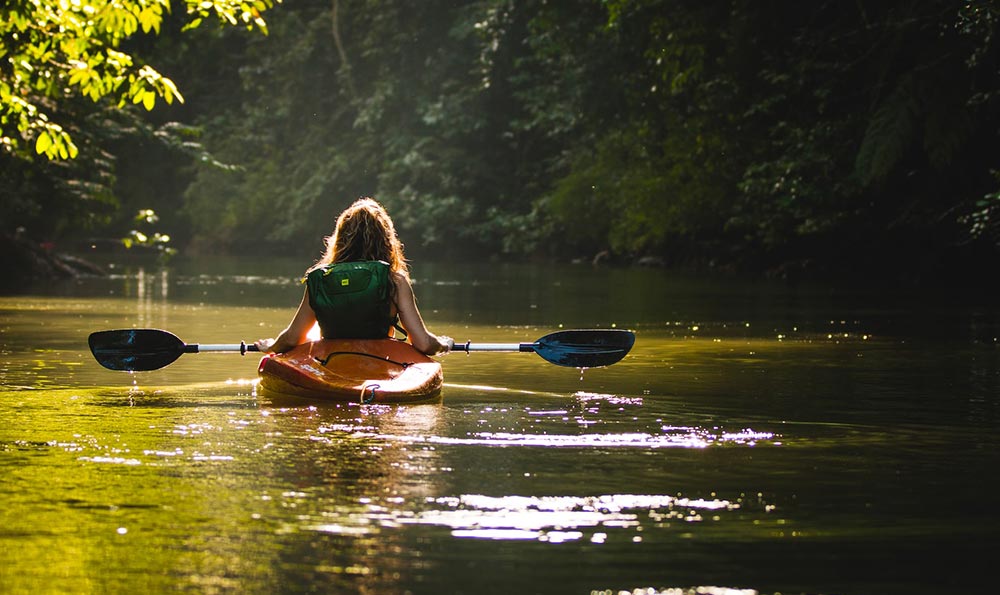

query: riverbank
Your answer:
[4,228,996,299]
[0,232,107,292]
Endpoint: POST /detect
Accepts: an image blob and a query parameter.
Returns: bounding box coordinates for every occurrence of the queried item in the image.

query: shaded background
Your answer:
[2,0,999,282]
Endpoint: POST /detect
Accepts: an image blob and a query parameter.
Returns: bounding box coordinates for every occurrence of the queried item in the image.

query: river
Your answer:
[1,256,997,594]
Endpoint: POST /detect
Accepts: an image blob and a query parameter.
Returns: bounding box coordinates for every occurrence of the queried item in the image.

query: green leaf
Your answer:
[34,131,52,155]
[161,77,184,104]
[138,8,157,33]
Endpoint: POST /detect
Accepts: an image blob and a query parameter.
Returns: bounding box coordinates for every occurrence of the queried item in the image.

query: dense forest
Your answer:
[3,0,999,280]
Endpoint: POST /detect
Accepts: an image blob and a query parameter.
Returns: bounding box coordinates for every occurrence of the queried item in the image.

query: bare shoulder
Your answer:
[391,271,413,289]
[390,271,415,300]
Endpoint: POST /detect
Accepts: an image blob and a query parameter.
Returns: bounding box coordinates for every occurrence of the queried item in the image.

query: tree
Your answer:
[1,0,278,161]
[14,0,992,278]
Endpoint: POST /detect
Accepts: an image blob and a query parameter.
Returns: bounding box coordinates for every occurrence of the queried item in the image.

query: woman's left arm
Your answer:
[255,288,317,353]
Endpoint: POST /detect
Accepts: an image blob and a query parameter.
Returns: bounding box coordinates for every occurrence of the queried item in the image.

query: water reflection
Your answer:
[592,589,759,595]
[2,259,998,593]
[393,493,743,542]
[282,387,779,450]
[386,429,776,449]
[1,390,452,592]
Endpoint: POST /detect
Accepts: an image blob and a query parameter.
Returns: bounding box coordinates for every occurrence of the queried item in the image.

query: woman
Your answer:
[255,198,452,355]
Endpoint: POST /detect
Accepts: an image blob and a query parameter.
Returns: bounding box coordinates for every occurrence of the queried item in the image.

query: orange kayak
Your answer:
[257,339,443,403]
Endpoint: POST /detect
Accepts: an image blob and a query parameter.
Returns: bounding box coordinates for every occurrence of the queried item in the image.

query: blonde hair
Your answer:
[309,197,409,279]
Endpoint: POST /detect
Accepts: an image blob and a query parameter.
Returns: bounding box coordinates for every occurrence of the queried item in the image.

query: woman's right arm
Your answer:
[255,288,317,353]
[393,273,452,355]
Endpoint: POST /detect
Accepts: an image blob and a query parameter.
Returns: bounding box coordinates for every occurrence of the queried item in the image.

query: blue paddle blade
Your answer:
[531,329,636,368]
[88,329,187,371]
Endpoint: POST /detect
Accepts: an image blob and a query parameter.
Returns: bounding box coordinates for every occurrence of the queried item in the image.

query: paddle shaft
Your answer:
[194,343,261,354]
[451,342,536,353]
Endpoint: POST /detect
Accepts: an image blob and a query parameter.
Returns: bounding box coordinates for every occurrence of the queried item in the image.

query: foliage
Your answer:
[0,0,277,241]
[122,208,177,262]
[179,0,499,254]
[1,0,276,160]
[962,170,1000,246]
[170,0,1000,273]
[5,0,1000,278]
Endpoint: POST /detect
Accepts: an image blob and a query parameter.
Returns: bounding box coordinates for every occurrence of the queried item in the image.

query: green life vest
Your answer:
[306,260,395,339]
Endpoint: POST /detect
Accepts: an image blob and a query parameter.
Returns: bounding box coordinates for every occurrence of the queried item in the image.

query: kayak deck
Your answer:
[257,339,443,403]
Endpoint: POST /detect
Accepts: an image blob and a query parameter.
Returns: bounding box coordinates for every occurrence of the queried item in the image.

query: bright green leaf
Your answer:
[34,131,52,155]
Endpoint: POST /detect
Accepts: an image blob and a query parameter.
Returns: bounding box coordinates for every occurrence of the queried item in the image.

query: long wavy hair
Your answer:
[308,198,409,280]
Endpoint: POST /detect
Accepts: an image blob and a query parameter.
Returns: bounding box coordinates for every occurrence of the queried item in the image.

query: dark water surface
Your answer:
[1,257,997,594]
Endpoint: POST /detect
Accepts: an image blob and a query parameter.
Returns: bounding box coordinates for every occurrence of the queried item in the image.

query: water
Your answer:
[1,257,997,594]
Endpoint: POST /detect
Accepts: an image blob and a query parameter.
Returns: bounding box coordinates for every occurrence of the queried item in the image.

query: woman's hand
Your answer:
[256,289,317,354]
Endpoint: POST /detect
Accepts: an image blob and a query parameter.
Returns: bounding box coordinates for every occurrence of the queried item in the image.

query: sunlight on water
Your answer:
[444,382,569,398]
[590,589,759,595]
[402,429,775,448]
[575,391,644,406]
[175,274,298,287]
[77,455,143,465]
[306,492,752,544]
[312,415,777,449]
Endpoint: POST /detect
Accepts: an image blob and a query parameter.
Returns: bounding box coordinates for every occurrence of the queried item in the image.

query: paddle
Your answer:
[450,329,636,368]
[88,329,259,372]
[88,328,635,372]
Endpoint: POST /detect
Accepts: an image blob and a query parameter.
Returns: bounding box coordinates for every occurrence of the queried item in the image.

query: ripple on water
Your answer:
[590,588,759,595]
[306,492,763,544]
[311,428,779,449]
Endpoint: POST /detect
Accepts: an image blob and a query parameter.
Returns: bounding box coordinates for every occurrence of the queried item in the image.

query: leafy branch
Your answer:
[1,0,279,161]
